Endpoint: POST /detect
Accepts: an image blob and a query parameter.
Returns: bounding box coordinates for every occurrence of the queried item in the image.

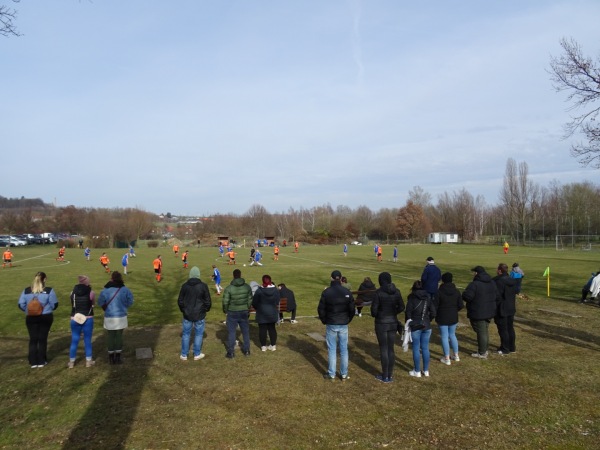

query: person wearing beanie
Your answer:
[177,266,212,361]
[97,271,134,364]
[371,272,405,382]
[317,270,355,381]
[68,275,96,368]
[222,269,253,358]
[252,275,280,352]
[405,280,437,378]
[421,256,442,300]
[509,263,525,296]
[462,266,498,359]
[493,264,518,355]
[435,272,463,365]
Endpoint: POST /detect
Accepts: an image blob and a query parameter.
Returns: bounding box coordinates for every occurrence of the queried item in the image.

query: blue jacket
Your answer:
[421,263,442,295]
[18,287,58,315]
[98,281,134,318]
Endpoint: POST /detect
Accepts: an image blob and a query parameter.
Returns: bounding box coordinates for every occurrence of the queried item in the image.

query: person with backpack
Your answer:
[18,271,59,368]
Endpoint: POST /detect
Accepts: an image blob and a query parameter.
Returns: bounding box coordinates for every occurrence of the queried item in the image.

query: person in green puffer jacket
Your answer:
[222,269,253,358]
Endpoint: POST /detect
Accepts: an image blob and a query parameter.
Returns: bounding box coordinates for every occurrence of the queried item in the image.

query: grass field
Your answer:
[1,243,599,449]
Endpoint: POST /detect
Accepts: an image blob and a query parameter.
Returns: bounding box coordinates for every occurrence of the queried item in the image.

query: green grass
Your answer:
[1,243,599,449]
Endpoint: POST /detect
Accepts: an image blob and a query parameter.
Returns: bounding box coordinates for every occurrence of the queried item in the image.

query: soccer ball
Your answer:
[243,264,246,267]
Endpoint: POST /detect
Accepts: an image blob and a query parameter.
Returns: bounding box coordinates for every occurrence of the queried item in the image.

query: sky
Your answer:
[2,0,599,216]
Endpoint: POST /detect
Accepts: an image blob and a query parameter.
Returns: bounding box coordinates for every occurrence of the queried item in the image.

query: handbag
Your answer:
[410,299,428,331]
[73,313,87,324]
[101,287,121,311]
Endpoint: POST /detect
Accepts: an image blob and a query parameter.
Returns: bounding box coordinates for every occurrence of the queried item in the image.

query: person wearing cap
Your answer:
[177,266,212,361]
[252,275,280,352]
[462,266,499,359]
[434,272,463,365]
[421,256,442,300]
[317,270,355,381]
[493,263,518,355]
[371,272,405,382]
[222,269,253,358]
[510,263,525,296]
[68,275,96,368]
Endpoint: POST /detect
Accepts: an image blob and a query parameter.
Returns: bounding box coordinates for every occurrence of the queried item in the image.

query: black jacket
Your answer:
[462,271,498,320]
[252,285,280,324]
[493,274,517,317]
[317,280,355,325]
[405,289,436,330]
[71,284,94,317]
[371,282,405,324]
[357,279,377,306]
[177,278,212,322]
[278,286,296,311]
[434,282,463,325]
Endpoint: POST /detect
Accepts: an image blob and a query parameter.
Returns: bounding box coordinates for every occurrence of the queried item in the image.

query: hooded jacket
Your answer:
[371,273,405,324]
[252,285,280,324]
[222,277,253,313]
[71,283,95,317]
[97,280,134,319]
[177,270,212,322]
[317,280,355,325]
[278,286,296,311]
[405,288,436,330]
[357,278,377,306]
[434,282,463,325]
[493,273,517,317]
[462,271,498,320]
[421,263,442,295]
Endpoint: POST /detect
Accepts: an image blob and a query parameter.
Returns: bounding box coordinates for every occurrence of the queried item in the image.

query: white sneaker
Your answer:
[440,357,451,366]
[193,353,205,360]
[291,320,298,324]
[451,354,460,362]
[422,371,430,377]
[67,360,75,369]
[268,345,276,351]
[85,360,95,368]
[408,370,421,378]
[261,346,267,352]
[180,355,188,361]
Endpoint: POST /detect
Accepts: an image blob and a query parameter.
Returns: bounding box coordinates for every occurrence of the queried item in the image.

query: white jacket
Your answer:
[590,274,600,298]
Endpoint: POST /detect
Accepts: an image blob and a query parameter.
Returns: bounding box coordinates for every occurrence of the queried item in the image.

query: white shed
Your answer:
[428,232,458,244]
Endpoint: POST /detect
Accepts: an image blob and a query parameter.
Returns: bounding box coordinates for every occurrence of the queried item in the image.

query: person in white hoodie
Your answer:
[589,272,600,301]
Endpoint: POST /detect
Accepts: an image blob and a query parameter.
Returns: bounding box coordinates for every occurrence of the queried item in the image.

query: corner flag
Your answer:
[543,266,550,297]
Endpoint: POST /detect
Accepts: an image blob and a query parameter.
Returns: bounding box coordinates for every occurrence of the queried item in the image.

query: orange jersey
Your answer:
[274,247,279,254]
[227,251,235,258]
[3,250,13,259]
[153,258,162,270]
[58,248,65,256]
[100,255,109,264]
[173,245,179,252]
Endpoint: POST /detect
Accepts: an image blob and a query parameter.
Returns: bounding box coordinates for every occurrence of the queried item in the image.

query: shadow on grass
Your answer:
[517,318,600,352]
[62,278,180,450]
[286,334,327,375]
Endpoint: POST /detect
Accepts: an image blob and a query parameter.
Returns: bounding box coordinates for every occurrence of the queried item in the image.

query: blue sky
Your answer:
[3,1,599,216]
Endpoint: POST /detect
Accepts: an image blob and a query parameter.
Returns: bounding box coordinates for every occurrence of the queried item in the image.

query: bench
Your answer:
[352,290,377,310]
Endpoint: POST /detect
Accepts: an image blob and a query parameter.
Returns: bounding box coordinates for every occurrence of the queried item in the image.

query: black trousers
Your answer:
[375,323,397,378]
[494,315,516,353]
[26,313,54,366]
[258,323,277,346]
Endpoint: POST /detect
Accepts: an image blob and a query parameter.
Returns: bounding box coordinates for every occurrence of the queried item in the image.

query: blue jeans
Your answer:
[411,328,432,372]
[70,317,94,359]
[438,323,459,357]
[181,319,205,357]
[325,324,349,378]
[226,310,250,354]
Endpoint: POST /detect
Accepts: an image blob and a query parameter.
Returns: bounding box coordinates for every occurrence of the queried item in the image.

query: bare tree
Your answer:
[549,37,600,168]
[1,1,20,37]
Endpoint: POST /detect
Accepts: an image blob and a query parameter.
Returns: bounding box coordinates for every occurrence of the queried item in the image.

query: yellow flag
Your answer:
[543,267,550,277]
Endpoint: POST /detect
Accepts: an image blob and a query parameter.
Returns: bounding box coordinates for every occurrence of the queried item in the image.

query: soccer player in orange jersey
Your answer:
[153,255,163,282]
[99,253,110,273]
[3,248,13,268]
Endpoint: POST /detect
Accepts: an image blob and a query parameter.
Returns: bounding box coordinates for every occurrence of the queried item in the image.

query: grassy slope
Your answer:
[0,243,599,449]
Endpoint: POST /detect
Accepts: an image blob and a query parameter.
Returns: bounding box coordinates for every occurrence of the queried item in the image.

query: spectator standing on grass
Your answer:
[252,275,280,352]
[462,266,498,359]
[97,271,134,365]
[177,266,211,361]
[406,280,436,378]
[222,269,253,358]
[421,256,442,300]
[434,272,463,365]
[277,283,297,323]
[317,270,355,381]
[18,271,59,368]
[393,246,398,263]
[68,275,96,368]
[510,263,525,296]
[355,276,376,317]
[371,272,405,383]
[493,263,518,355]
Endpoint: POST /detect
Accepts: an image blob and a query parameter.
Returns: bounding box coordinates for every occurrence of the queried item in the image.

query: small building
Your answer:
[428,232,459,244]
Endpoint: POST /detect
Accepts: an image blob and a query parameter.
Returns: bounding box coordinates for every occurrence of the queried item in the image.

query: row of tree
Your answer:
[1,159,598,246]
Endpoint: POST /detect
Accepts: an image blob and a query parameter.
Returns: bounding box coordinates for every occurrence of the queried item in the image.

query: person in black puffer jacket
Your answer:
[434,272,463,365]
[405,280,437,378]
[356,276,377,317]
[493,263,518,355]
[371,272,405,382]
[462,265,499,359]
[177,266,212,361]
[252,275,281,351]
[68,275,96,368]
